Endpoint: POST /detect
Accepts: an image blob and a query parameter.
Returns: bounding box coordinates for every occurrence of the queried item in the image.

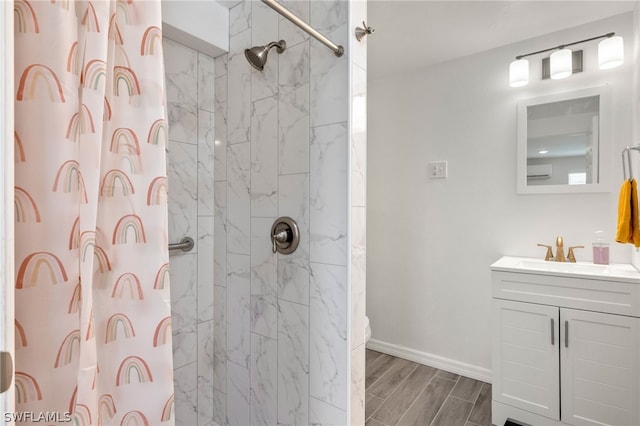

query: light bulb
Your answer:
[599,36,624,70]
[509,59,529,87]
[550,48,572,80]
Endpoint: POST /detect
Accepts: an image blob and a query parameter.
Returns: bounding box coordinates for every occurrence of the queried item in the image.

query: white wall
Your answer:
[367,13,634,378]
[162,0,229,56]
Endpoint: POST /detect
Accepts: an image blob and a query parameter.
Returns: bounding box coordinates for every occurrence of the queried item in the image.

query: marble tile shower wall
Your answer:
[214,0,351,424]
[164,38,216,426]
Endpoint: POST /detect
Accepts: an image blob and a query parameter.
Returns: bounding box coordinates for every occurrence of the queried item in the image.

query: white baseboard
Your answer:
[366,338,492,384]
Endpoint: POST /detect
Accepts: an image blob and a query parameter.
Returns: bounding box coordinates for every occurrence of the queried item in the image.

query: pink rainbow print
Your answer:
[81,2,100,32]
[14,0,39,33]
[120,411,149,426]
[105,313,136,343]
[53,160,88,203]
[15,372,42,403]
[115,0,134,23]
[80,231,96,262]
[93,246,112,273]
[119,153,142,175]
[110,128,140,155]
[68,386,78,414]
[114,45,132,69]
[112,214,147,244]
[153,316,171,347]
[17,64,65,102]
[101,169,135,197]
[104,96,112,121]
[153,263,170,290]
[51,0,71,10]
[146,176,167,206]
[111,273,144,300]
[54,329,80,368]
[73,403,92,426]
[68,216,80,250]
[16,251,68,288]
[15,131,26,162]
[146,118,166,146]
[66,104,96,141]
[108,14,124,45]
[161,394,174,422]
[98,394,117,422]
[82,59,107,90]
[14,187,41,223]
[15,320,27,349]
[85,313,94,341]
[140,26,162,56]
[113,66,141,96]
[115,356,154,386]
[68,283,81,314]
[66,41,80,75]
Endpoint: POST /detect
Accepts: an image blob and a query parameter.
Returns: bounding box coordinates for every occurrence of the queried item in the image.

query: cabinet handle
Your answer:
[550,318,555,345]
[564,320,569,348]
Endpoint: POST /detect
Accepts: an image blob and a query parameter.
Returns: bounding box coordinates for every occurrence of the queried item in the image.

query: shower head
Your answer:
[244,40,286,71]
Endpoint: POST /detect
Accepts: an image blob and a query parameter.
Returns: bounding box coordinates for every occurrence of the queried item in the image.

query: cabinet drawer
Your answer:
[493,271,640,317]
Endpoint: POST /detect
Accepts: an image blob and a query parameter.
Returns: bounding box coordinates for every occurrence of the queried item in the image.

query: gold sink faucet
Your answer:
[537,237,583,262]
[555,236,565,262]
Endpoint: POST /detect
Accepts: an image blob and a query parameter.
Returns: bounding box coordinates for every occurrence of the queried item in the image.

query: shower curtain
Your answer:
[14,1,174,424]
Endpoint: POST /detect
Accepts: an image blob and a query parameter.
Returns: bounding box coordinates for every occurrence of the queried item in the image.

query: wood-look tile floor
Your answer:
[365,350,491,426]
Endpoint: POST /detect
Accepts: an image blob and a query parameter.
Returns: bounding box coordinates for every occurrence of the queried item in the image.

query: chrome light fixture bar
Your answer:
[261,0,344,57]
[509,32,623,87]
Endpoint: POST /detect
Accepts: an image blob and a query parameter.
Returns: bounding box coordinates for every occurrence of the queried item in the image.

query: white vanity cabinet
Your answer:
[491,257,640,426]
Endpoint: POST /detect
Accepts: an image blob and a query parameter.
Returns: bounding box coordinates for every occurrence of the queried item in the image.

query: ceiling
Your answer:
[368,1,636,80]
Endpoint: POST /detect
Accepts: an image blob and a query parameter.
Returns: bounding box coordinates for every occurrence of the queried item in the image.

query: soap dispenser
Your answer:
[593,230,609,265]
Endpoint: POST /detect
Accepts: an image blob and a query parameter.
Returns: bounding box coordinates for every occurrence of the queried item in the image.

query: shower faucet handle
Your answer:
[272,229,289,253]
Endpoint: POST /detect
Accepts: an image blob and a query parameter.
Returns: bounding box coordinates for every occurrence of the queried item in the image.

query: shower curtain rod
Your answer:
[261,0,344,57]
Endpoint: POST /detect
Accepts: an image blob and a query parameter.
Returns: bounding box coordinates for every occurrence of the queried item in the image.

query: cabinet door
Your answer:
[560,309,640,426]
[493,299,560,420]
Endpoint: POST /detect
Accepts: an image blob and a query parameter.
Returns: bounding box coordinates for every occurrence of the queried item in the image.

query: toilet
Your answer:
[364,316,371,343]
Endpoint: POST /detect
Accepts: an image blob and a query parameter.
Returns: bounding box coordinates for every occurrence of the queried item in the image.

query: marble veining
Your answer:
[230,0,252,36]
[310,397,348,425]
[228,30,252,145]
[198,109,216,217]
[310,123,348,266]
[250,333,278,425]
[214,181,227,287]
[214,72,228,182]
[251,96,279,218]
[198,53,216,112]
[227,253,251,368]
[278,0,310,48]
[197,216,214,321]
[310,262,348,408]
[213,286,227,392]
[227,142,251,255]
[198,320,215,426]
[167,141,198,246]
[279,42,310,175]
[278,300,310,425]
[251,217,278,339]
[174,361,198,426]
[277,174,310,306]
[227,361,251,426]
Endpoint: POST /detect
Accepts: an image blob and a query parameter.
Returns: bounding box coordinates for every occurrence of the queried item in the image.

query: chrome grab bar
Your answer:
[169,237,194,252]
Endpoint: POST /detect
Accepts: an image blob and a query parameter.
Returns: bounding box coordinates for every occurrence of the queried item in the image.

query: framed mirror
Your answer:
[517,86,611,194]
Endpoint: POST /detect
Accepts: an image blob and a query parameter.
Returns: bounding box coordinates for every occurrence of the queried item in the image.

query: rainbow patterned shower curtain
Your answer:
[13,1,174,424]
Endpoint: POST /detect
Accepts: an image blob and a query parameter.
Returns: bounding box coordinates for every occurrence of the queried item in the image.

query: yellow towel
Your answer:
[616,179,640,247]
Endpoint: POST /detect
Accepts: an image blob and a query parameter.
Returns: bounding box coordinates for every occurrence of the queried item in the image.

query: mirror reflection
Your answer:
[517,87,609,193]
[526,95,600,186]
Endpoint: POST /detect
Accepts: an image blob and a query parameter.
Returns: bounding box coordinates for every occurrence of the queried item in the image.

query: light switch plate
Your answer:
[429,161,448,179]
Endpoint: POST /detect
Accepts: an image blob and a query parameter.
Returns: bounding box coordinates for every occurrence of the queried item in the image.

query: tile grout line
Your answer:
[394,369,440,425]
[427,375,460,426]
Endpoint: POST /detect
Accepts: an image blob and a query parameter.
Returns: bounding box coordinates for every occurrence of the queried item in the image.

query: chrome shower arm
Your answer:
[261,0,344,57]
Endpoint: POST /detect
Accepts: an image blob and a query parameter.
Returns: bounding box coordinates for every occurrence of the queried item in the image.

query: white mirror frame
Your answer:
[517,86,612,194]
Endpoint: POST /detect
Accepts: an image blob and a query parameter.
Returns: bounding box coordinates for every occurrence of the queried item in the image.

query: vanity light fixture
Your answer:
[509,32,622,87]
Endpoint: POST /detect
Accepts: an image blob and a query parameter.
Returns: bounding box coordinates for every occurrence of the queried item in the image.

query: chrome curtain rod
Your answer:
[515,32,615,60]
[261,0,344,57]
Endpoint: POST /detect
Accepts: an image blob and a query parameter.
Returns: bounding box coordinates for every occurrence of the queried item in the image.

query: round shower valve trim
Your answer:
[271,217,300,255]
